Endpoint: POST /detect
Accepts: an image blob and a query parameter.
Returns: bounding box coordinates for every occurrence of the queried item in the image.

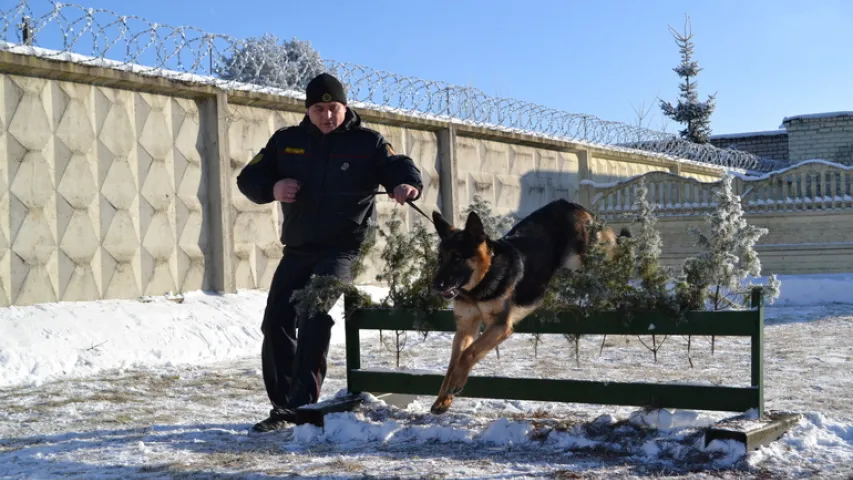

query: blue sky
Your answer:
[17,0,853,135]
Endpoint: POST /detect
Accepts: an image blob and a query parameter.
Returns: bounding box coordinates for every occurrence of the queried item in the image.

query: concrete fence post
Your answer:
[577,148,594,209]
[200,90,236,294]
[437,124,458,222]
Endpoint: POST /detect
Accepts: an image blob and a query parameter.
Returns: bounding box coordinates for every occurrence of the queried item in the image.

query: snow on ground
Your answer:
[1,274,852,478]
[0,286,389,390]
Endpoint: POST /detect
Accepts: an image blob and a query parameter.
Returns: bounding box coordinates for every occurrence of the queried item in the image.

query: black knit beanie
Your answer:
[305,73,347,108]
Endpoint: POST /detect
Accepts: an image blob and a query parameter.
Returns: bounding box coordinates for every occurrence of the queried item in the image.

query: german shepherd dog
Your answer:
[429,199,629,414]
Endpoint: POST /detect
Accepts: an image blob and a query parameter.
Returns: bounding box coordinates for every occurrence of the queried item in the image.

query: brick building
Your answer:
[710,111,853,166]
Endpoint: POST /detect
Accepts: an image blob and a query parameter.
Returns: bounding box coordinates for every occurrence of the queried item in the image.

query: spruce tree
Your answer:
[659,14,717,144]
[374,210,444,316]
[676,174,781,354]
[626,179,684,362]
[374,210,446,361]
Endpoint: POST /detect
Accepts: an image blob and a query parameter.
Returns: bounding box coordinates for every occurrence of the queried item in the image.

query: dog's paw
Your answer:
[430,396,453,415]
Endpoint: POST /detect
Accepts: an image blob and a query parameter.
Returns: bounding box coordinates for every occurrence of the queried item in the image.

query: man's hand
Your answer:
[390,184,419,205]
[273,178,301,203]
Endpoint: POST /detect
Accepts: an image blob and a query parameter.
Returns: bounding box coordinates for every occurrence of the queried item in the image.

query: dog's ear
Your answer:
[464,211,487,243]
[432,210,453,239]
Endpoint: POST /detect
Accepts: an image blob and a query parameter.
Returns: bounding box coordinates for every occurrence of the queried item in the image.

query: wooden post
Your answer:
[750,287,765,417]
[344,293,361,396]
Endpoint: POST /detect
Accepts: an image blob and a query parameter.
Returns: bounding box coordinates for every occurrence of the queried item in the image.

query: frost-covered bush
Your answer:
[216,34,325,90]
[676,174,781,311]
[374,210,446,316]
[675,174,781,354]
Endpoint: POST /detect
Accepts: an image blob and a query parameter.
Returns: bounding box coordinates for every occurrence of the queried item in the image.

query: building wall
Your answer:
[709,112,853,168]
[709,131,789,162]
[783,112,853,166]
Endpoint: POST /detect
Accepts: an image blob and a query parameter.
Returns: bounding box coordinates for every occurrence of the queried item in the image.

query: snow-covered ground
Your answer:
[1,274,852,478]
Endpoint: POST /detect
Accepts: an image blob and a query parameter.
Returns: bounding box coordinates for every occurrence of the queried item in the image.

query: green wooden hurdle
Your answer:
[296,288,798,450]
[341,289,765,415]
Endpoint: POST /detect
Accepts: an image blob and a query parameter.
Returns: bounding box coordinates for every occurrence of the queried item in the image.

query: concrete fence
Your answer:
[1,49,821,308]
[586,160,853,274]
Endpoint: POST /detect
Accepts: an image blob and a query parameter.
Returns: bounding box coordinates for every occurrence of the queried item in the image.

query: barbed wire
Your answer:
[1,0,788,173]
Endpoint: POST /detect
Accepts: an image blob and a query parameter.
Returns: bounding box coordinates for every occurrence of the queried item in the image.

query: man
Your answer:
[236,72,423,433]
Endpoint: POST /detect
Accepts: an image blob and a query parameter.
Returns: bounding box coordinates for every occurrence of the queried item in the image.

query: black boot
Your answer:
[251,407,297,433]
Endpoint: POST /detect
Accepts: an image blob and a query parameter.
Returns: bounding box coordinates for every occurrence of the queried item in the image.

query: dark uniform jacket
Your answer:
[236,107,424,252]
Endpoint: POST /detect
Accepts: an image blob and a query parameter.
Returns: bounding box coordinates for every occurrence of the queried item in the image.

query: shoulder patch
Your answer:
[248,152,263,165]
[284,147,305,155]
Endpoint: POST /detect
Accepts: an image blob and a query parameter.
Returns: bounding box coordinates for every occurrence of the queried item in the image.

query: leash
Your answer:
[405,200,433,225]
[318,189,434,225]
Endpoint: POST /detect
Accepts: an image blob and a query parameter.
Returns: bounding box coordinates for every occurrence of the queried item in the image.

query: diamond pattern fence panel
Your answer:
[0,73,209,306]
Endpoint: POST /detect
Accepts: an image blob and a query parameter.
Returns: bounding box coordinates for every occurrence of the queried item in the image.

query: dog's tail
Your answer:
[618,227,632,238]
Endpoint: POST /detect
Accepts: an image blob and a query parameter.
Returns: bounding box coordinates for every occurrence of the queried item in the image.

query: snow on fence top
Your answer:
[586,159,853,217]
[0,1,790,174]
[710,130,788,140]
